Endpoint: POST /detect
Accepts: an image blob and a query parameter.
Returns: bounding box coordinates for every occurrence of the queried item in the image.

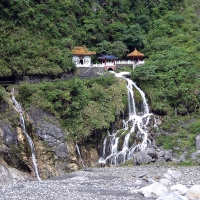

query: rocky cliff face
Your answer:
[27,106,78,179]
[0,89,100,182]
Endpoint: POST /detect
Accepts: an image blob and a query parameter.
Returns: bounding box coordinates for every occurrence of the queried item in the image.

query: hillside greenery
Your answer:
[17,75,127,140]
[1,0,182,77]
[131,0,200,116]
[0,0,200,147]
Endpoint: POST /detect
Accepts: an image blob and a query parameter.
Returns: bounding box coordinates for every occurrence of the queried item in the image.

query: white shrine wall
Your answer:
[72,55,92,67]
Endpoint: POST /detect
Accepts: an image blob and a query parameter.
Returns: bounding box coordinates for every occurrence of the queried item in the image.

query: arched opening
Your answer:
[107,67,114,71]
[80,59,84,65]
[0,76,15,86]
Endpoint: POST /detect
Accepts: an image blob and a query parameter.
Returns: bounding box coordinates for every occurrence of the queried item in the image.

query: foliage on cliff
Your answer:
[17,75,127,139]
[1,0,200,140]
[131,0,200,116]
[1,0,181,77]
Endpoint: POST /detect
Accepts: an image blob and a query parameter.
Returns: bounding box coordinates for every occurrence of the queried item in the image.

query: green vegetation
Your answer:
[0,0,182,78]
[0,86,5,102]
[1,0,200,155]
[131,0,200,116]
[156,117,200,155]
[17,75,127,140]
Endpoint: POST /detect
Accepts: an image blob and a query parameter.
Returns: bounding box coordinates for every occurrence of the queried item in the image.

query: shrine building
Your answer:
[71,45,145,70]
[127,48,145,63]
[71,46,96,67]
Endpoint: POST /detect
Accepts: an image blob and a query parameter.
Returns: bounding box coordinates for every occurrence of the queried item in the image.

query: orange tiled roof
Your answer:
[71,46,96,55]
[127,48,144,57]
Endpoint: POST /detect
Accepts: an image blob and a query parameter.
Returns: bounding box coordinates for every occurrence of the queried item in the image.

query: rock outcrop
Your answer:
[132,146,176,165]
[0,158,32,186]
[0,88,101,183]
[27,106,79,179]
[0,92,80,181]
[195,134,200,150]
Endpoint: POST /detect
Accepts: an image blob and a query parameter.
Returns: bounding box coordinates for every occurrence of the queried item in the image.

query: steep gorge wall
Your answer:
[0,90,101,181]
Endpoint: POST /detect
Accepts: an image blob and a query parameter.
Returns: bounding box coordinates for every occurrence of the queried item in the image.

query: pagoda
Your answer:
[127,48,145,63]
[71,46,96,67]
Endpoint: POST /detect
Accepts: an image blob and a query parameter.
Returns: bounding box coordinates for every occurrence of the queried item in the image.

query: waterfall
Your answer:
[75,142,87,170]
[99,71,154,165]
[11,88,41,181]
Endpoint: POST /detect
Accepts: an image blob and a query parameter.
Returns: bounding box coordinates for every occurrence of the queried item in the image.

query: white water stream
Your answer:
[99,71,155,165]
[11,88,41,181]
[76,142,87,170]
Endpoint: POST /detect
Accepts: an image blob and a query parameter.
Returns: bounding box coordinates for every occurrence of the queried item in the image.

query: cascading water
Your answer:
[76,142,87,170]
[99,71,156,165]
[11,88,41,181]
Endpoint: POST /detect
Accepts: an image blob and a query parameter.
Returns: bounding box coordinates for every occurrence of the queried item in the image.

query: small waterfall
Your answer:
[101,136,108,159]
[99,71,155,165]
[99,131,110,163]
[75,142,87,170]
[11,88,41,181]
[122,132,131,151]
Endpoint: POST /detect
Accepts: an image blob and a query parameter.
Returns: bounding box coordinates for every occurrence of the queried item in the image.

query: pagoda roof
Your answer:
[71,46,96,55]
[127,48,145,57]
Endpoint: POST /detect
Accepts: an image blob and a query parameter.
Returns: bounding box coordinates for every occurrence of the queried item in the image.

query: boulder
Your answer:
[170,184,189,195]
[0,158,32,186]
[156,192,185,200]
[140,182,168,198]
[144,147,158,159]
[164,150,173,161]
[195,134,200,150]
[179,154,186,162]
[134,179,145,186]
[163,169,182,180]
[133,151,152,165]
[190,150,200,160]
[159,178,172,187]
[186,185,200,200]
[155,118,162,126]
[157,149,166,157]
[35,121,65,145]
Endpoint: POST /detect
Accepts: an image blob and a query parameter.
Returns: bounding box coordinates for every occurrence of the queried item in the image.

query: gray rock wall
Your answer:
[75,67,105,78]
[28,106,77,179]
[0,92,79,181]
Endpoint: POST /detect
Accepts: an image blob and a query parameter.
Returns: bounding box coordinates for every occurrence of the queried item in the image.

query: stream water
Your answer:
[99,71,156,165]
[75,142,87,170]
[11,88,41,181]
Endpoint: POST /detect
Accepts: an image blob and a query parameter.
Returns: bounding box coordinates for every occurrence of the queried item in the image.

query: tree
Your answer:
[110,41,128,59]
[122,24,145,50]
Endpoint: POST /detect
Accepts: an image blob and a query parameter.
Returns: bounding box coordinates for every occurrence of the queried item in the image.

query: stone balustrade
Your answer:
[76,60,145,68]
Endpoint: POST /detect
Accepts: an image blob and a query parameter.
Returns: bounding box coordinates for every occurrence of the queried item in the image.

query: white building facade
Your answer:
[71,46,145,70]
[71,46,96,68]
[72,55,92,67]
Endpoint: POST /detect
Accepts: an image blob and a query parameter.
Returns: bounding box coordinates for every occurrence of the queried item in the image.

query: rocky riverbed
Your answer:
[1,164,200,200]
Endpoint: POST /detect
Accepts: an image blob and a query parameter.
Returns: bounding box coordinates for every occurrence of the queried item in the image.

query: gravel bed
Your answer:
[0,164,200,200]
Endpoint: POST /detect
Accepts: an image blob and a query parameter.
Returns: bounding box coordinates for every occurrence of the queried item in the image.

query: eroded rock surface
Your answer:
[28,106,76,179]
